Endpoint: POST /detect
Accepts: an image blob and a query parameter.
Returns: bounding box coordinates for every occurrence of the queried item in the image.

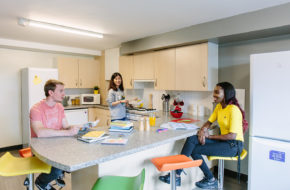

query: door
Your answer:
[119,55,134,89]
[154,49,176,90]
[133,52,155,80]
[248,137,290,190]
[65,109,88,125]
[78,58,100,88]
[88,108,110,127]
[57,57,79,88]
[175,44,208,91]
[250,51,290,141]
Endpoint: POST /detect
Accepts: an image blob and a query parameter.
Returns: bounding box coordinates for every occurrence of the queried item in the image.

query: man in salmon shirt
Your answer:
[30,79,80,190]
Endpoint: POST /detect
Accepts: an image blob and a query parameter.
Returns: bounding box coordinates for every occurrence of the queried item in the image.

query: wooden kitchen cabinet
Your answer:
[175,42,218,91]
[133,52,155,80]
[57,57,100,88]
[88,108,111,127]
[119,55,134,89]
[154,49,176,90]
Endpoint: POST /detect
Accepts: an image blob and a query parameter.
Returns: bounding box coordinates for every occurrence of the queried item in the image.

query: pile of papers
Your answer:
[160,122,199,130]
[109,120,134,133]
[77,131,109,143]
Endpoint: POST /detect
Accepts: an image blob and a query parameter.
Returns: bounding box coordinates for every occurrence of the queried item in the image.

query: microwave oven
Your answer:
[80,94,100,105]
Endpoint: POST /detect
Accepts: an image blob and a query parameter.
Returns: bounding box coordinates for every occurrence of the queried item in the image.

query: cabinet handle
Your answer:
[75,79,78,87]
[155,79,157,87]
[130,79,132,87]
[202,76,206,87]
[80,79,82,87]
[106,119,110,126]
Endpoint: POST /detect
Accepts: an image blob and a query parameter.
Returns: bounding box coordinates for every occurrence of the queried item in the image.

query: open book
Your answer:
[77,134,110,143]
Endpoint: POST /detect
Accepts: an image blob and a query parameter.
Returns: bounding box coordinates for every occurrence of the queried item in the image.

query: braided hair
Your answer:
[217,82,248,133]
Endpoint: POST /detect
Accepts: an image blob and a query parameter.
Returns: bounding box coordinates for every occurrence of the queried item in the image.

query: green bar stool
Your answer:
[207,149,248,189]
[92,168,145,190]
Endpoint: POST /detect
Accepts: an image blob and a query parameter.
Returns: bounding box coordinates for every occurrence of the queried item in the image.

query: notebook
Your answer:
[77,134,110,143]
[81,131,106,139]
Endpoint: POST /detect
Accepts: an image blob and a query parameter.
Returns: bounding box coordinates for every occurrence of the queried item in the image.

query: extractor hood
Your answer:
[133,79,155,89]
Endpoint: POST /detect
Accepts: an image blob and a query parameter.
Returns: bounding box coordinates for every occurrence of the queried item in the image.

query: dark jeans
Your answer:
[36,167,63,188]
[177,135,243,179]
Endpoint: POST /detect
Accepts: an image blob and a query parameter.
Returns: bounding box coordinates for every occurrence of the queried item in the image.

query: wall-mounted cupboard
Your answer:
[119,42,218,91]
[119,55,134,89]
[57,57,100,88]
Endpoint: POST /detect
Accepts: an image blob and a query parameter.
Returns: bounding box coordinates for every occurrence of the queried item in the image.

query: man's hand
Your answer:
[68,126,79,136]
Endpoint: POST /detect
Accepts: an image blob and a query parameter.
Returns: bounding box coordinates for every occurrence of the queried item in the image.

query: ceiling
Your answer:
[1,0,290,52]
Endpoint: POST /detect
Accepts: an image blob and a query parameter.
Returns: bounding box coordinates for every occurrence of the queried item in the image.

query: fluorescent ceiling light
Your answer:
[18,17,103,38]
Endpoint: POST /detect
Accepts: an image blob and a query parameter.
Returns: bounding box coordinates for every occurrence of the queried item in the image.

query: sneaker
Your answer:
[54,178,65,188]
[35,178,56,190]
[159,173,181,186]
[195,177,218,189]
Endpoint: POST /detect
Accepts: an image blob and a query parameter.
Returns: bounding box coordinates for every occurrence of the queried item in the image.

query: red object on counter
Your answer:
[171,118,200,123]
[170,111,183,118]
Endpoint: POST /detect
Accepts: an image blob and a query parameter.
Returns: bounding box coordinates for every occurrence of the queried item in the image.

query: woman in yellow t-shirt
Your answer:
[159,82,247,189]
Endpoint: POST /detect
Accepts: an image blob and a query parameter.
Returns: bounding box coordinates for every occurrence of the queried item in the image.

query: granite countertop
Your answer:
[30,113,209,172]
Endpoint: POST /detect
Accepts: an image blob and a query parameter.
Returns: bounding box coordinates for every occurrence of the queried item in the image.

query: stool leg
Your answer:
[28,173,34,190]
[170,170,176,190]
[218,160,224,189]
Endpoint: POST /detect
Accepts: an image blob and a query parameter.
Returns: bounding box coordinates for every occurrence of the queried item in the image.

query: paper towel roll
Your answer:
[191,104,198,116]
[198,105,205,116]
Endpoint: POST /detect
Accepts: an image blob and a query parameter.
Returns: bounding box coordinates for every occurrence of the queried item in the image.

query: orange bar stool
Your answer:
[207,149,248,189]
[151,155,202,190]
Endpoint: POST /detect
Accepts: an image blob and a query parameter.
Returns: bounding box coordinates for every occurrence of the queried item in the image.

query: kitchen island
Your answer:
[31,113,215,190]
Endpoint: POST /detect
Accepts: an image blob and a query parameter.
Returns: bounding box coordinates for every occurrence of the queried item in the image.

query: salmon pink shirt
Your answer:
[30,100,65,137]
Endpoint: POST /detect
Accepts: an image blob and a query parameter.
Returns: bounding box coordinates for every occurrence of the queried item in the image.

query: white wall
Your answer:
[0,47,93,148]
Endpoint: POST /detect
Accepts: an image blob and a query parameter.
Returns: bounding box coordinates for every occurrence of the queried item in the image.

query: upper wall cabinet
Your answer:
[105,48,119,80]
[57,57,100,88]
[119,55,134,89]
[154,49,176,90]
[133,52,155,80]
[175,43,218,91]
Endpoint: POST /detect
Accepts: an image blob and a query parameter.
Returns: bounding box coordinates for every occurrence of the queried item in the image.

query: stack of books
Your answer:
[109,120,134,133]
[77,130,109,143]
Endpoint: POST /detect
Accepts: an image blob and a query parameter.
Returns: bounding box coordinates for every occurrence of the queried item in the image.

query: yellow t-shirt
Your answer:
[208,103,244,142]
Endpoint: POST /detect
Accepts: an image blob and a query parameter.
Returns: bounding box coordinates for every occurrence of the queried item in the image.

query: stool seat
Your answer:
[0,152,51,177]
[151,155,202,172]
[92,168,145,190]
[207,149,248,161]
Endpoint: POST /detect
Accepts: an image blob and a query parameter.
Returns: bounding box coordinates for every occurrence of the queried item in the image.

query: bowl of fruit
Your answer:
[170,110,183,118]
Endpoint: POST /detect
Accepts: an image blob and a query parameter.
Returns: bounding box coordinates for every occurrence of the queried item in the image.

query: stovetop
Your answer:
[127,107,156,112]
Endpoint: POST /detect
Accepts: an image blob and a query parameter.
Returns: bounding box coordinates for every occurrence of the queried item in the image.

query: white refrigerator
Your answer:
[21,67,58,146]
[249,51,290,190]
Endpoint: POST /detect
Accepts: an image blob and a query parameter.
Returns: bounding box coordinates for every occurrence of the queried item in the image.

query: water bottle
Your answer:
[139,117,144,131]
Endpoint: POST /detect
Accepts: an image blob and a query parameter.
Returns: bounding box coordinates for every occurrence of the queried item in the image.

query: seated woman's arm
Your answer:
[207,132,237,141]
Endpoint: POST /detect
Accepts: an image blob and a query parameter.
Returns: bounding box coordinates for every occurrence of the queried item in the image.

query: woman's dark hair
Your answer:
[217,82,248,133]
[108,72,124,91]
